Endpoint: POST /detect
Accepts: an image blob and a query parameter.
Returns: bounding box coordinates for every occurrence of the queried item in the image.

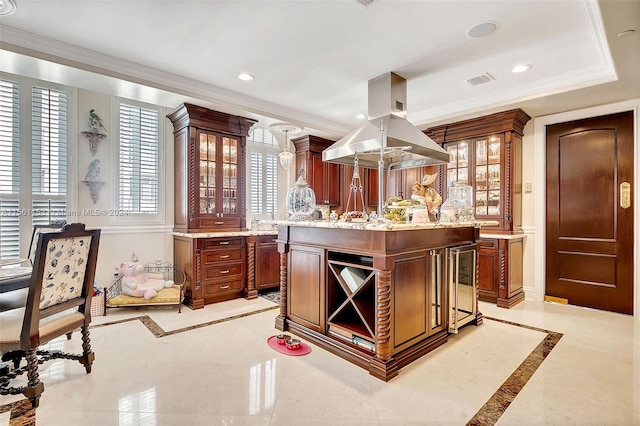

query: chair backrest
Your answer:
[21,223,100,347]
[27,221,67,265]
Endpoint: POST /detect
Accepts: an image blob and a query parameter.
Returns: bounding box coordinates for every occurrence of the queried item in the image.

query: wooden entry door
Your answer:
[546,111,634,314]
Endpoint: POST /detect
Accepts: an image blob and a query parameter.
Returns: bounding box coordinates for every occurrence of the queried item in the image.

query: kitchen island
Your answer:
[274,220,486,381]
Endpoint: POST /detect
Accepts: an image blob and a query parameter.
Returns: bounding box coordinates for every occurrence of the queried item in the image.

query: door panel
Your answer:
[546,111,634,314]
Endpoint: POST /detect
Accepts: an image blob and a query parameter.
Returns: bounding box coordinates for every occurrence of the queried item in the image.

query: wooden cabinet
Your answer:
[276,225,476,381]
[425,109,531,308]
[167,103,257,232]
[174,235,246,309]
[245,234,280,299]
[477,236,525,308]
[425,109,530,233]
[292,135,341,206]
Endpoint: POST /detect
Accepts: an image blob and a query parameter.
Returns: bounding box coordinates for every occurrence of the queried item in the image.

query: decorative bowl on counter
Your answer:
[342,211,367,222]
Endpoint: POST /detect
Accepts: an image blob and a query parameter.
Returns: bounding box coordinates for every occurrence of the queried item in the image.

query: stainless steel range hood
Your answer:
[322,72,449,170]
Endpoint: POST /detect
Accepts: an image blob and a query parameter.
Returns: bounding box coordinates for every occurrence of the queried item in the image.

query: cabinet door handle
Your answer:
[214,221,225,225]
[219,254,230,259]
[220,285,230,289]
[219,241,230,245]
[220,269,230,274]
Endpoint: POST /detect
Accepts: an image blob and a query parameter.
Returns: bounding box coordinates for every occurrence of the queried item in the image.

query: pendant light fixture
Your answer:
[270,123,303,170]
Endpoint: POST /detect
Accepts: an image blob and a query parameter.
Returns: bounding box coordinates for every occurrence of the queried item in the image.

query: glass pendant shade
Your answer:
[279,149,294,169]
[285,172,317,220]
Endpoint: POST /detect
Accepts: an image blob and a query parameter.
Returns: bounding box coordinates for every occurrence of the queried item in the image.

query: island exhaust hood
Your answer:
[322,72,450,170]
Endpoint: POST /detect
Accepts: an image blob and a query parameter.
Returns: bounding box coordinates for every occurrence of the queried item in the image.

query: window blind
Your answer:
[0,80,20,258]
[250,152,263,213]
[32,86,67,196]
[247,128,280,218]
[118,103,159,214]
[265,154,277,216]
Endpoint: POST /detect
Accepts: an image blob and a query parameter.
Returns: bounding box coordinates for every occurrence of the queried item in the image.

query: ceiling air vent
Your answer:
[355,0,377,7]
[466,73,495,86]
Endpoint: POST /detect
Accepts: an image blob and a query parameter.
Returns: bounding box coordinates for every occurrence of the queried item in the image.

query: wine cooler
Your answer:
[447,243,477,334]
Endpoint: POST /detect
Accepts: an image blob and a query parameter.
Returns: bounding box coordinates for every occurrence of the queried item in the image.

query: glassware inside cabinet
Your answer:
[447,146,457,168]
[476,139,487,165]
[475,167,487,190]
[475,191,487,216]
[457,142,469,168]
[488,138,500,161]
[488,190,501,215]
[488,164,500,189]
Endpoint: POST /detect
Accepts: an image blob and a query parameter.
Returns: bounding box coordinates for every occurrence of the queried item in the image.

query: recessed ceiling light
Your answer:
[512,64,531,73]
[238,72,254,81]
[466,22,499,39]
[356,114,367,119]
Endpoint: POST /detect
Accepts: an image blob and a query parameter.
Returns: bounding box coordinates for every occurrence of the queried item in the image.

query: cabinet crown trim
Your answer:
[425,108,531,142]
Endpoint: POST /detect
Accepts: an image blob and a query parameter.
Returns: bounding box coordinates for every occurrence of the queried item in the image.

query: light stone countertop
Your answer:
[260,219,499,232]
[172,220,501,238]
[172,230,278,239]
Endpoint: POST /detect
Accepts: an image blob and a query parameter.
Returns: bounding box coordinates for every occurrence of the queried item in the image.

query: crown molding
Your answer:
[0,26,352,138]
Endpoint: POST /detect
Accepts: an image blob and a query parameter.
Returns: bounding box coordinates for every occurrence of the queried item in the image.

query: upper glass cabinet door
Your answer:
[199,132,217,214]
[474,136,502,216]
[445,135,503,218]
[222,136,239,214]
[446,142,469,189]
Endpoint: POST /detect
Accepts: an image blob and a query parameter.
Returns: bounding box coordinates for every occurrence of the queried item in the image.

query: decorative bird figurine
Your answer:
[85,159,101,181]
[89,109,106,132]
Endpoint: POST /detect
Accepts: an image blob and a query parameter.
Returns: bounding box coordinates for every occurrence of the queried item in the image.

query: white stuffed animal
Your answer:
[120,261,174,299]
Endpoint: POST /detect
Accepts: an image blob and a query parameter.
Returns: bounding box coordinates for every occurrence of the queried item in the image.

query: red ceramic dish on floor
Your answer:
[267,336,312,356]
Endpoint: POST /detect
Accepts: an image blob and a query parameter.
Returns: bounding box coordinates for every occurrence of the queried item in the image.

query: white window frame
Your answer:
[110,97,165,225]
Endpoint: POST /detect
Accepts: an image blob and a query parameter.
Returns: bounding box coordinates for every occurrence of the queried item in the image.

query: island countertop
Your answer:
[261,219,498,231]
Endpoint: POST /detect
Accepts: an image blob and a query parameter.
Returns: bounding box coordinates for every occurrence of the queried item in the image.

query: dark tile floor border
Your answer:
[467,316,564,425]
[2,310,562,426]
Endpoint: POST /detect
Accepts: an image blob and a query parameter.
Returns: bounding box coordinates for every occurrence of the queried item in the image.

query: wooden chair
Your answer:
[0,223,100,408]
[0,222,67,315]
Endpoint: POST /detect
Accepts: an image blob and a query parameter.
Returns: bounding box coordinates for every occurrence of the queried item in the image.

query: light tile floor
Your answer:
[1,298,639,425]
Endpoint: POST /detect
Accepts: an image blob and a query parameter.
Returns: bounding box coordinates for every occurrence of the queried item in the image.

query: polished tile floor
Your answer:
[1,296,639,425]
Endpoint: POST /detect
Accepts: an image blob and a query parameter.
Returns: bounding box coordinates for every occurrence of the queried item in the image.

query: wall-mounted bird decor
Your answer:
[89,108,106,133]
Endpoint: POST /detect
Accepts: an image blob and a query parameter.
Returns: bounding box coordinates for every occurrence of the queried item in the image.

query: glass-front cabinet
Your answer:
[426,109,531,309]
[198,131,239,217]
[429,109,531,234]
[444,135,504,220]
[168,103,256,232]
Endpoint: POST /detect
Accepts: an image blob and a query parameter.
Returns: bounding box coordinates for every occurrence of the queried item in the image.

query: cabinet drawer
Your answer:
[479,238,498,249]
[203,279,244,296]
[201,237,243,249]
[197,217,241,230]
[202,248,243,264]
[203,263,244,281]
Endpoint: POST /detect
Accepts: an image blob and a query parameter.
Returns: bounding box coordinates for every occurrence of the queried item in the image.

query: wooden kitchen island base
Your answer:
[274,222,483,381]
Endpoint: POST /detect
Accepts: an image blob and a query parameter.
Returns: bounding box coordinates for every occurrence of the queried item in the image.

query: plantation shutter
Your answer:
[0,79,20,258]
[250,152,263,213]
[265,154,277,216]
[31,86,67,226]
[119,103,159,213]
[247,129,279,218]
